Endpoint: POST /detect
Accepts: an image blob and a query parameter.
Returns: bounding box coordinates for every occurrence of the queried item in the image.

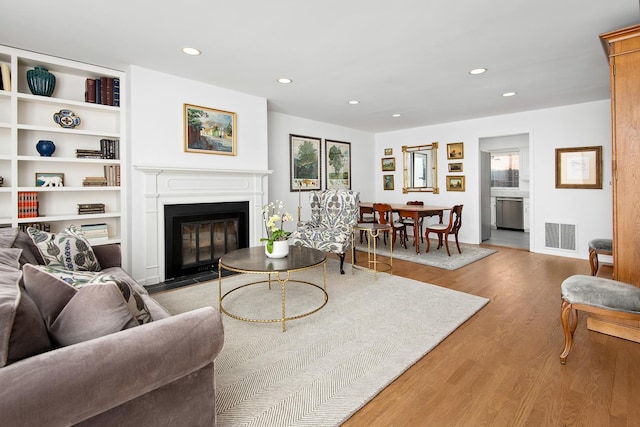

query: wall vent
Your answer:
[545,222,577,251]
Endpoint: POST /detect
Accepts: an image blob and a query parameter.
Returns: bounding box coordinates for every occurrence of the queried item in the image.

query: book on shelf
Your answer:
[113,78,120,107]
[85,78,96,103]
[1,63,10,91]
[18,192,38,218]
[82,176,108,186]
[84,77,120,106]
[20,222,50,232]
[103,165,121,186]
[76,149,104,159]
[99,139,120,159]
[78,203,105,215]
[80,223,109,241]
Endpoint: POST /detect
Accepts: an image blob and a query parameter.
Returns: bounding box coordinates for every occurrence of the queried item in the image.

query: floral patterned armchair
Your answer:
[292,189,360,274]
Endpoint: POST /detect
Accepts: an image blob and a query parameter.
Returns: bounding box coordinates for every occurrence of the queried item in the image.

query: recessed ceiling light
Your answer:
[182,47,201,56]
[277,78,293,84]
[469,68,487,75]
[392,113,401,117]
[502,92,517,97]
[348,100,359,105]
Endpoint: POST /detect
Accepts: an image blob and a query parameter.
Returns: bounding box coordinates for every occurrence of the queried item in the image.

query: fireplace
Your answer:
[164,202,249,280]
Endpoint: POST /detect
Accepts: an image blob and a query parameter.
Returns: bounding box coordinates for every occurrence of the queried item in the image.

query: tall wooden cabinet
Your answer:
[0,45,126,266]
[601,24,640,288]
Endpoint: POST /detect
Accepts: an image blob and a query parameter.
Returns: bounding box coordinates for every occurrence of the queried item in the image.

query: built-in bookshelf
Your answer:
[0,45,126,253]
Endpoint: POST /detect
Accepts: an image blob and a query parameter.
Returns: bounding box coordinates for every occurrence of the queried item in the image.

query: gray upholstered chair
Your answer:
[292,189,360,274]
[588,238,613,276]
[560,274,640,364]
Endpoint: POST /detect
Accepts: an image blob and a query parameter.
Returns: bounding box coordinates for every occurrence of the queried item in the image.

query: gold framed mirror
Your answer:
[402,142,439,193]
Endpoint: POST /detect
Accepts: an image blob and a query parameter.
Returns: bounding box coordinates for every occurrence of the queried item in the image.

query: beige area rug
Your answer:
[153,259,489,426]
[355,236,497,270]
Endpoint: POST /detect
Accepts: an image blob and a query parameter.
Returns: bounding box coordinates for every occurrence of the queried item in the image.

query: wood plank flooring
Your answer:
[339,245,640,426]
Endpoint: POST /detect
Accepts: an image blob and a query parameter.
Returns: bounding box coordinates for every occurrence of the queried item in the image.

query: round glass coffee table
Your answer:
[218,245,327,332]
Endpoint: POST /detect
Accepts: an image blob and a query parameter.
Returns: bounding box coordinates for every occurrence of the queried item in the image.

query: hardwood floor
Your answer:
[340,246,640,426]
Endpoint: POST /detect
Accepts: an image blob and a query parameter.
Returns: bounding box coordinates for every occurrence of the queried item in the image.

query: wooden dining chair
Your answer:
[373,203,407,249]
[400,200,424,245]
[425,204,463,256]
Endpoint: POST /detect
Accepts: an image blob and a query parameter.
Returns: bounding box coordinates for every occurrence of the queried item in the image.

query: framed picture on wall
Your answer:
[381,157,396,171]
[325,139,351,189]
[448,162,463,172]
[183,104,237,155]
[447,142,464,160]
[290,134,322,191]
[446,175,465,191]
[383,174,394,190]
[555,146,602,189]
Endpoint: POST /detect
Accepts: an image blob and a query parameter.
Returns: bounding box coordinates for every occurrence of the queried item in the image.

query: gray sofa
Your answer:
[0,228,225,426]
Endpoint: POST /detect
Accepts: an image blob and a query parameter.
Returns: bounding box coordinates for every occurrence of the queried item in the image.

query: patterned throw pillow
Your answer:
[27,225,101,271]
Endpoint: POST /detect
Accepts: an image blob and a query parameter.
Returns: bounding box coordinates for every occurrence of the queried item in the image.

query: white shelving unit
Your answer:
[0,45,126,255]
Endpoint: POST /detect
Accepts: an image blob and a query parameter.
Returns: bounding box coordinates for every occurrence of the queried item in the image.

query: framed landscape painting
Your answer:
[325,139,351,189]
[290,134,322,191]
[184,103,237,155]
[446,175,465,191]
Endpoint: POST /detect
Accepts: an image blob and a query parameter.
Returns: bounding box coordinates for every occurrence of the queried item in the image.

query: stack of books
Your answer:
[103,165,120,186]
[80,223,108,241]
[18,192,38,218]
[20,222,50,232]
[78,203,105,215]
[76,149,104,159]
[84,77,120,106]
[100,139,120,159]
[82,176,108,187]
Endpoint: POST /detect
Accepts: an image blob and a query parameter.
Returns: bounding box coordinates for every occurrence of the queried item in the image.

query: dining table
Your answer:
[358,202,450,253]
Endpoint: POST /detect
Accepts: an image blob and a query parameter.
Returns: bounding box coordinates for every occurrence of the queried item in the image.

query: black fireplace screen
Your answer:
[165,202,249,280]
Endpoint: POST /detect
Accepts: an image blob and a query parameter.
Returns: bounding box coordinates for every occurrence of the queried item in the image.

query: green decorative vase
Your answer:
[27,66,56,97]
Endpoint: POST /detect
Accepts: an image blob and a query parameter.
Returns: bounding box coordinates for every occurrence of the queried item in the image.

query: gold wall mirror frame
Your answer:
[402,142,439,193]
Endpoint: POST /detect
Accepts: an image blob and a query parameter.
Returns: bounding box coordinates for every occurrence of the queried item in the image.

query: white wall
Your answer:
[127,65,269,282]
[267,111,375,231]
[375,100,613,259]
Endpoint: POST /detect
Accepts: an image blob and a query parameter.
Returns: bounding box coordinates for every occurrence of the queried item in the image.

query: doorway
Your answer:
[479,133,531,251]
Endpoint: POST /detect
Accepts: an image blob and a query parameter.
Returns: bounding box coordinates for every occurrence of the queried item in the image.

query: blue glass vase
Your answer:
[27,66,56,97]
[36,140,55,157]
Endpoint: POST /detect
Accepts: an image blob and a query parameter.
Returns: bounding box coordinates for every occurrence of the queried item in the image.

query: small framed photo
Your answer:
[446,175,465,191]
[447,142,464,160]
[384,148,393,155]
[184,103,237,156]
[325,139,351,189]
[381,157,396,171]
[35,172,64,187]
[290,134,322,191]
[383,174,394,190]
[555,146,602,189]
[448,162,463,172]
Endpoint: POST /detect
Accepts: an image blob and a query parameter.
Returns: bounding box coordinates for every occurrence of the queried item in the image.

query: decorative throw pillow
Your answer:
[27,225,101,271]
[0,252,53,367]
[22,264,152,347]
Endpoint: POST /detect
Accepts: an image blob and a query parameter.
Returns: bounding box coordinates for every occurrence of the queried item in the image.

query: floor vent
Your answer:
[545,222,577,251]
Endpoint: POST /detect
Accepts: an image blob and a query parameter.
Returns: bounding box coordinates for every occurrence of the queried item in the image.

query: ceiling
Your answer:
[1,1,638,133]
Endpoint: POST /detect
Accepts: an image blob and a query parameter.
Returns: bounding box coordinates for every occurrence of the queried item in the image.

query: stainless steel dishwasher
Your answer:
[496,197,524,230]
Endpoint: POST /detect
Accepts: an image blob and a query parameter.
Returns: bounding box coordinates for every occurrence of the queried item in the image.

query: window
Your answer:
[491,152,520,188]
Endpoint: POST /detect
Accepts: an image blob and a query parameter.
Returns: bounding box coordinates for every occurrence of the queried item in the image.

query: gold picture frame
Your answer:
[383,174,394,190]
[555,146,602,189]
[447,142,464,160]
[381,157,396,171]
[448,162,463,172]
[184,103,237,155]
[446,175,465,191]
[384,148,393,155]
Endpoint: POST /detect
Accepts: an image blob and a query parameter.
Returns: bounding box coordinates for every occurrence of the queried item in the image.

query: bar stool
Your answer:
[588,239,612,276]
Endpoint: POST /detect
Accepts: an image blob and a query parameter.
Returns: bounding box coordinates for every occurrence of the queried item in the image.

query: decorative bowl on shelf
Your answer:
[53,109,81,129]
[36,140,56,157]
[26,66,56,97]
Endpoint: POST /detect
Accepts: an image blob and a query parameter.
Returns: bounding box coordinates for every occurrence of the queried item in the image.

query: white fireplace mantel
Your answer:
[134,165,272,285]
